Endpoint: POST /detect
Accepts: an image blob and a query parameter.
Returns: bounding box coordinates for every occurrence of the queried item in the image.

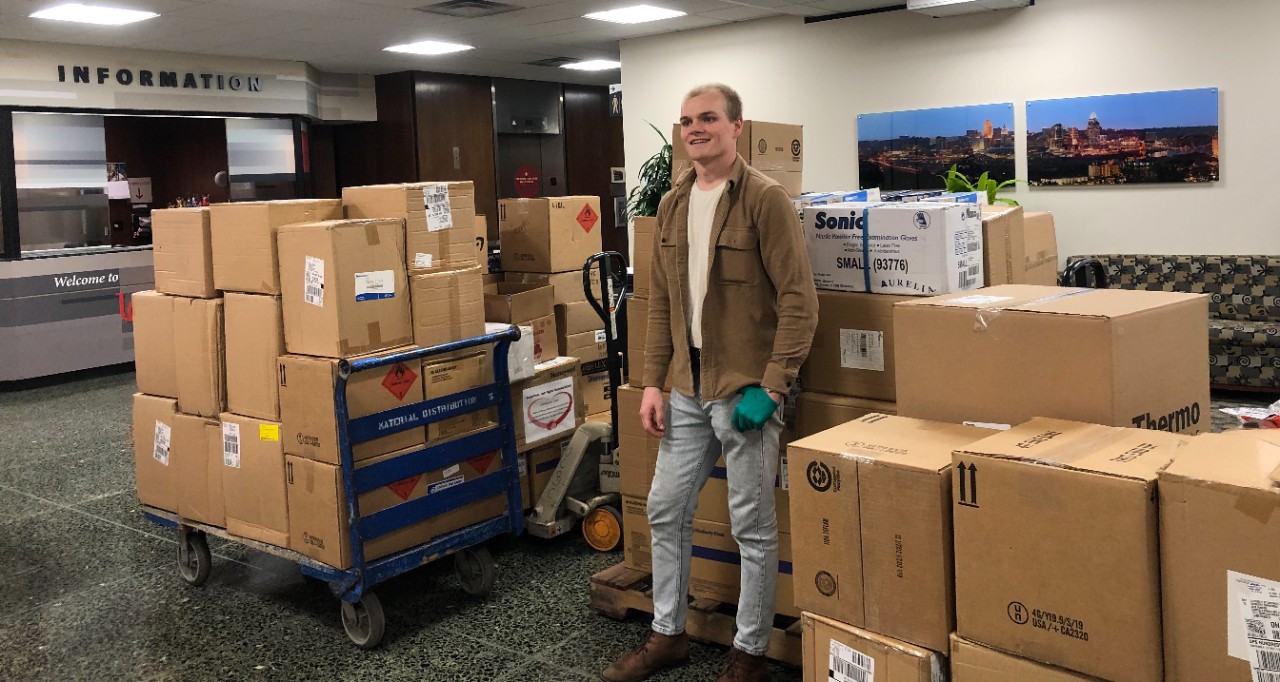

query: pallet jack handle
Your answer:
[583,251,629,454]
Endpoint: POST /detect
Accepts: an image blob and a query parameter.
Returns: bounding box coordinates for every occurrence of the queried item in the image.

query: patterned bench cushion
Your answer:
[1072,254,1280,322]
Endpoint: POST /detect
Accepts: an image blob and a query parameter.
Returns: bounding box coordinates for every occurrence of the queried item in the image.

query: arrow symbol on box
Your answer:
[958,462,979,508]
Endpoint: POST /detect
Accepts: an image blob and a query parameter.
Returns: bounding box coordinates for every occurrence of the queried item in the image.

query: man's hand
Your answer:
[639,386,667,438]
[732,385,781,432]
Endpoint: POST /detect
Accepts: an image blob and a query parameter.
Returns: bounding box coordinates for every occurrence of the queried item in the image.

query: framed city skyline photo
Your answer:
[857,102,1015,191]
[1026,88,1219,186]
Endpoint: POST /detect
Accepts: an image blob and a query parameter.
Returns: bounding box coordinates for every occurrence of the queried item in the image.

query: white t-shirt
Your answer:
[686,180,727,349]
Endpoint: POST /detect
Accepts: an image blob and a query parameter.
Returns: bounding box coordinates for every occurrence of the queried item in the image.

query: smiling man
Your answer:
[601,84,818,682]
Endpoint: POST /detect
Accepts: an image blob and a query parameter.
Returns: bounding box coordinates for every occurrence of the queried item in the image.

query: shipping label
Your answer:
[354,270,396,301]
[424,184,453,231]
[304,256,325,307]
[258,424,279,442]
[828,639,874,682]
[428,475,465,495]
[1228,571,1280,681]
[414,253,434,269]
[839,329,885,372]
[522,376,576,441]
[153,420,171,466]
[222,422,241,468]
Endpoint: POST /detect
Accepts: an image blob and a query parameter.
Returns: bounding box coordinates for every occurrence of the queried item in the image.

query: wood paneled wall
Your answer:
[564,84,626,257]
[413,72,498,242]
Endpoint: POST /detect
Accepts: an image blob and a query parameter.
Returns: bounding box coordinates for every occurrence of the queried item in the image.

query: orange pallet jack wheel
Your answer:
[583,505,623,552]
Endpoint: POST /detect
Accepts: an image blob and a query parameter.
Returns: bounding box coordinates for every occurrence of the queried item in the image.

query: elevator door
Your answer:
[495,133,566,200]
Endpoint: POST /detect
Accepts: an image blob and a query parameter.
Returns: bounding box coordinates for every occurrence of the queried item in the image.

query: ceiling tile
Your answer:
[696,6,779,21]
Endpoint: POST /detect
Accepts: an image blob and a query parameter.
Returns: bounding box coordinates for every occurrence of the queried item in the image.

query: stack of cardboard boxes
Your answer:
[132,183,536,569]
[671,120,803,196]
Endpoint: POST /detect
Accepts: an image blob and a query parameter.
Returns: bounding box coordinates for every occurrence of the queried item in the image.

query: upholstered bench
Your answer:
[1067,255,1280,390]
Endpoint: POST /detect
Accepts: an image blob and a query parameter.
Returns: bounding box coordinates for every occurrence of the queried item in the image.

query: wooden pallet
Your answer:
[589,562,803,667]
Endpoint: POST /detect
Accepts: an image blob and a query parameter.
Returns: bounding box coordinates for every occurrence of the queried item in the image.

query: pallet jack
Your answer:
[524,252,630,551]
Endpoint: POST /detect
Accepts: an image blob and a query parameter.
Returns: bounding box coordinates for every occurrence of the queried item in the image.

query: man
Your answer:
[602,84,818,682]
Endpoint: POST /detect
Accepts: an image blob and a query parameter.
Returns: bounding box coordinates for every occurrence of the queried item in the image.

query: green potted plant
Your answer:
[940,164,1021,206]
[626,122,673,220]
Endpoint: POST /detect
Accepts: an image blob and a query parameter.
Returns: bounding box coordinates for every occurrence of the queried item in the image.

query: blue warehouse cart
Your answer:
[142,325,525,648]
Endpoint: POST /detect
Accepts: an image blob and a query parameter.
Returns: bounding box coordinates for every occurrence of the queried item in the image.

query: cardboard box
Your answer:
[173,296,225,419]
[582,367,613,418]
[555,301,602,338]
[132,393,179,512]
[617,385,660,499]
[485,321,535,383]
[474,213,489,261]
[285,447,510,569]
[951,634,1103,682]
[895,285,1211,434]
[560,329,607,362]
[562,331,612,415]
[801,290,912,401]
[953,418,1188,682]
[802,612,945,682]
[528,437,570,507]
[794,391,896,439]
[483,282,554,325]
[788,414,988,652]
[423,352,491,443]
[1023,212,1059,285]
[342,182,477,272]
[504,269,602,307]
[622,494,652,572]
[803,202,984,295]
[761,171,802,197]
[626,296,648,387]
[498,196,603,273]
[152,207,215,298]
[1159,430,1280,682]
[688,519,797,618]
[220,413,289,547]
[673,120,803,173]
[209,199,342,294]
[511,356,582,453]
[980,205,1028,286]
[277,218,413,358]
[131,290,177,398]
[411,266,485,349]
[173,413,224,527]
[224,293,284,421]
[631,216,657,299]
[277,348,426,464]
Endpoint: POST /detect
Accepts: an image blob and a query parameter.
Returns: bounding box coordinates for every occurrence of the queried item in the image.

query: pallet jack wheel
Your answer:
[341,592,385,649]
[455,546,496,598]
[177,530,211,587]
[582,505,623,552]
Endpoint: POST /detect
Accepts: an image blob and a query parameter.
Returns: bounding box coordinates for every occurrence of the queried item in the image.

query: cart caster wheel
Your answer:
[583,505,623,553]
[454,546,496,598]
[341,592,385,649]
[177,530,211,586]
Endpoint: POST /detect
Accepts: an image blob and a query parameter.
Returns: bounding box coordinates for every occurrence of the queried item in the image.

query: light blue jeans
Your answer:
[647,388,782,656]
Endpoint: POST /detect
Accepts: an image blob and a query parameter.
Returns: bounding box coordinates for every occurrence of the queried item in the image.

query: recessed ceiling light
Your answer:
[561,60,622,71]
[584,5,685,24]
[384,40,474,56]
[30,3,158,26]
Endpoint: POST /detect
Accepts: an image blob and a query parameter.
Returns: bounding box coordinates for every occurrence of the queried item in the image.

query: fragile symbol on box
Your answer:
[381,362,419,401]
[957,461,979,508]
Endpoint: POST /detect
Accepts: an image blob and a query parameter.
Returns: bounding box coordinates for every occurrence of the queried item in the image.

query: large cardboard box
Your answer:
[802,612,945,682]
[277,218,412,358]
[626,296,648,387]
[631,217,657,299]
[224,293,284,420]
[980,205,1028,286]
[688,519,797,618]
[220,413,289,546]
[562,329,611,417]
[896,285,1211,434]
[474,213,489,262]
[556,301,602,337]
[152,207,215,298]
[622,494,652,573]
[173,413,225,527]
[951,634,1102,682]
[423,352,491,443]
[787,414,988,652]
[510,356,582,453]
[209,199,342,294]
[483,282,554,324]
[131,290,177,398]
[498,196,602,273]
[953,418,1188,682]
[795,391,896,439]
[173,296,225,419]
[277,348,425,464]
[672,120,803,173]
[617,385,660,499]
[285,446,510,569]
[1160,430,1280,682]
[504,269,602,307]
[485,321,536,383]
[1024,212,1059,285]
[132,393,179,512]
[762,170,802,197]
[342,182,477,272]
[411,266,485,349]
[803,202,984,295]
[801,290,912,401]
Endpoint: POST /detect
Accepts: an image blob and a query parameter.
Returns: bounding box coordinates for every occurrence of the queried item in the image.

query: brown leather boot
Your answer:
[716,646,768,682]
[600,630,690,682]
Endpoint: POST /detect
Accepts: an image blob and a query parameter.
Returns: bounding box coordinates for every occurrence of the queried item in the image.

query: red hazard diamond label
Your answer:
[381,362,418,401]
[576,204,599,233]
[386,475,422,501]
[468,453,498,475]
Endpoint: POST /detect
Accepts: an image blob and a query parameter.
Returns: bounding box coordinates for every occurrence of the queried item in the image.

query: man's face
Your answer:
[679,91,742,165]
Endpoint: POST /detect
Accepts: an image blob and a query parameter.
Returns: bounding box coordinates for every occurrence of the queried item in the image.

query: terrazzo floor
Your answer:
[0,368,1271,682]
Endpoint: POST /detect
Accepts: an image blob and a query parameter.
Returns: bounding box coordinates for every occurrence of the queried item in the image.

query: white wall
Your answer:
[620,0,1280,262]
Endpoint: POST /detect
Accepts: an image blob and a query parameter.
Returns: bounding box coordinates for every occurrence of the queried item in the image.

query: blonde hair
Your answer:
[684,83,742,122]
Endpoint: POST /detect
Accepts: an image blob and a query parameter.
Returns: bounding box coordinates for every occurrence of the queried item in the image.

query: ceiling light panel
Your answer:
[584,5,685,24]
[561,59,621,71]
[384,40,475,55]
[30,3,159,26]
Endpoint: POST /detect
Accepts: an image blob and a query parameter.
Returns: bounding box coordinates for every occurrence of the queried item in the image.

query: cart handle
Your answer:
[338,326,521,378]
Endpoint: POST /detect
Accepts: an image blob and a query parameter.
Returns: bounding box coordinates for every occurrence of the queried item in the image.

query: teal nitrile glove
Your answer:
[732,386,780,432]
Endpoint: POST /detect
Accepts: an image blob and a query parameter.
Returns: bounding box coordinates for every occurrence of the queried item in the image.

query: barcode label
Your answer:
[780,455,789,490]
[304,256,325,307]
[959,270,975,289]
[1258,650,1280,671]
[829,640,874,682]
[1255,671,1280,682]
[222,422,241,469]
[839,329,884,372]
[152,420,171,466]
[424,183,453,231]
